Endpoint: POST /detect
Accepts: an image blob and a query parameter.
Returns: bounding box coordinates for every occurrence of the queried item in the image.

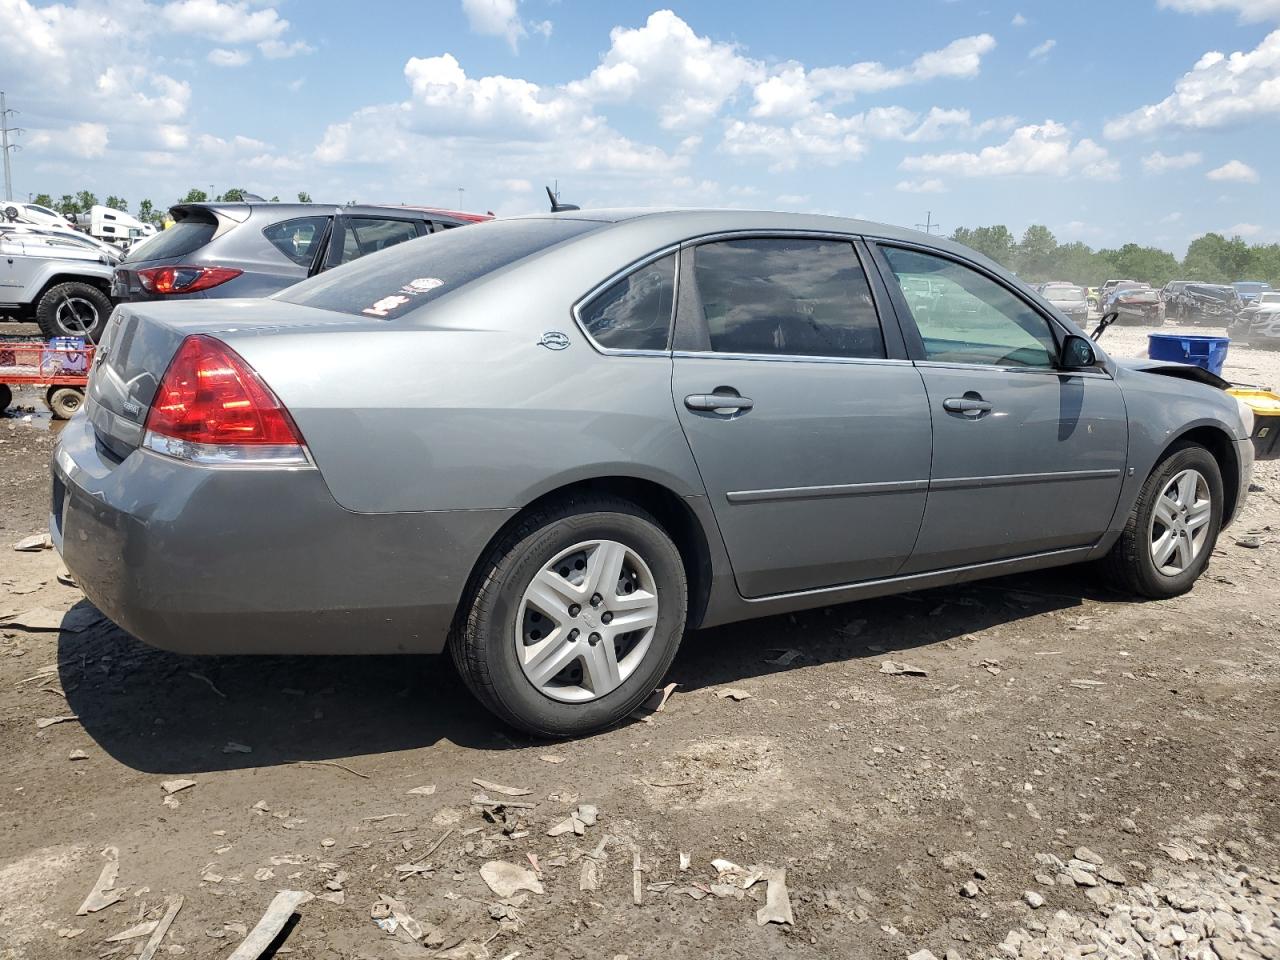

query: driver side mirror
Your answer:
[1060,334,1098,370]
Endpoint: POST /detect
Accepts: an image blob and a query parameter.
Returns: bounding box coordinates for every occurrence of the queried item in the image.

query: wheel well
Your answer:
[36,274,112,304]
[1168,426,1239,521]
[474,477,715,629]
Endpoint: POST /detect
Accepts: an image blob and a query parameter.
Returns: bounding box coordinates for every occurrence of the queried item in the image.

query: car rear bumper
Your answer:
[50,415,514,655]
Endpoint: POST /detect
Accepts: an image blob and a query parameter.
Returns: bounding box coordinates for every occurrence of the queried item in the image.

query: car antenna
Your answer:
[1091,310,1118,342]
[241,192,266,202]
[546,185,579,213]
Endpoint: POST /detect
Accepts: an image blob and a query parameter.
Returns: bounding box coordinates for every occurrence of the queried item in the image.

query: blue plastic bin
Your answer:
[1147,333,1230,376]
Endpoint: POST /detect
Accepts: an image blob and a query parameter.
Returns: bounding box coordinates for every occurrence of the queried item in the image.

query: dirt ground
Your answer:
[1,319,1277,960]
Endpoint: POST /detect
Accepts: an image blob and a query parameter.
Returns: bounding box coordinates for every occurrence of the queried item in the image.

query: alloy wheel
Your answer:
[515,539,659,703]
[1149,468,1212,576]
[54,297,98,336]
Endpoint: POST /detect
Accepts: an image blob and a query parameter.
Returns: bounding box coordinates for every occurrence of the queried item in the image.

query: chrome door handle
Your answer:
[943,397,993,415]
[685,393,754,413]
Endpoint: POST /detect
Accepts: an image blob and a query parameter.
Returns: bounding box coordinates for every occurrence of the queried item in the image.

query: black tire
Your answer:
[1100,443,1223,599]
[35,282,112,342]
[450,495,688,737]
[0,383,11,414]
[46,386,84,420]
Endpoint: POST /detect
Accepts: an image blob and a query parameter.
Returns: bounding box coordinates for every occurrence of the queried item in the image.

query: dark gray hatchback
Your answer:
[111,202,490,303]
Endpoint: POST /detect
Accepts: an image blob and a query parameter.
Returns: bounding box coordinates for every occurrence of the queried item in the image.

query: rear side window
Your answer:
[337,218,422,265]
[264,216,329,267]
[578,254,675,351]
[278,218,602,319]
[692,238,885,359]
[122,215,217,262]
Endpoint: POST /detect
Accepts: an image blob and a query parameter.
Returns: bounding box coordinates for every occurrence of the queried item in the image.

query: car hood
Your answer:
[1047,298,1088,310]
[1112,356,1230,390]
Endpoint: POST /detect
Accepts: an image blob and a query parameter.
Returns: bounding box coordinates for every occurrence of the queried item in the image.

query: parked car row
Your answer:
[2,199,491,340]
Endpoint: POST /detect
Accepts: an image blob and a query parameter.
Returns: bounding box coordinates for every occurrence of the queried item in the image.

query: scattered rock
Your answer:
[715,687,752,701]
[472,778,531,797]
[879,659,928,676]
[1073,846,1104,865]
[480,861,545,898]
[959,881,979,898]
[756,868,794,926]
[161,779,197,795]
[1024,891,1045,909]
[13,532,51,552]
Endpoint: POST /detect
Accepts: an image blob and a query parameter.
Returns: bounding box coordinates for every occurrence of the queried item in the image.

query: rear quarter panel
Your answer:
[224,224,711,514]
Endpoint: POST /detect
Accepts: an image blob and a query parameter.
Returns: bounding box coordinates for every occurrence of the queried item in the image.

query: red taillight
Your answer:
[143,335,308,465]
[137,265,242,295]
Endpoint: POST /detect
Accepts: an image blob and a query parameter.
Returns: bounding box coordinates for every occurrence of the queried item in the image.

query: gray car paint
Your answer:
[52,208,1253,658]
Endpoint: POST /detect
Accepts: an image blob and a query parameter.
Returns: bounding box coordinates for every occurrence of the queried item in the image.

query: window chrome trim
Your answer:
[571,243,681,357]
[912,359,1115,380]
[672,350,913,367]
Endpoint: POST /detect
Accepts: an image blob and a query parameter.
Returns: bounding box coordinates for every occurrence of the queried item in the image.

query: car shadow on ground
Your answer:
[57,567,1109,774]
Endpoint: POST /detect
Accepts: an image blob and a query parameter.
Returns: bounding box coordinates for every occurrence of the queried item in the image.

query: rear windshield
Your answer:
[277,217,602,318]
[123,215,217,262]
[1234,282,1269,294]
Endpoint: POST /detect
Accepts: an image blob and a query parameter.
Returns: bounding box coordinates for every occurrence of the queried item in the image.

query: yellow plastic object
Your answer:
[1227,388,1280,415]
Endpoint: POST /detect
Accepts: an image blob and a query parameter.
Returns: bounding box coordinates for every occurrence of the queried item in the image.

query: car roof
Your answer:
[173,201,490,222]
[506,207,1007,271]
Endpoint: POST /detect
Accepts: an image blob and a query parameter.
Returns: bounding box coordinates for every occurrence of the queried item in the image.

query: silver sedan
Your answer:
[52,210,1254,736]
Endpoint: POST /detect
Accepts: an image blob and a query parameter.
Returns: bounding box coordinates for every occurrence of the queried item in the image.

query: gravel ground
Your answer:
[0,318,1277,960]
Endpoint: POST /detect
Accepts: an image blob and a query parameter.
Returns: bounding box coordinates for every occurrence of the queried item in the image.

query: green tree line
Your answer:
[29,189,315,226]
[950,224,1280,289]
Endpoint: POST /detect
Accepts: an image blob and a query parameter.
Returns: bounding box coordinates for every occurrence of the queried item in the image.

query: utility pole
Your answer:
[1,92,22,202]
[457,186,465,209]
[914,211,942,235]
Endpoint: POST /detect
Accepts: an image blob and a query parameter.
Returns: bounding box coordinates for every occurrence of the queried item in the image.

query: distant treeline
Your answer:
[950,224,1280,289]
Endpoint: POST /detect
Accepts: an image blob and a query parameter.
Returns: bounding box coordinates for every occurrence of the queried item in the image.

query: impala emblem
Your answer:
[537,331,571,351]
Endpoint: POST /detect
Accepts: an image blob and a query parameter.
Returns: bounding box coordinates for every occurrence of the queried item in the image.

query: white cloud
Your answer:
[901,121,1121,180]
[1222,222,1263,235]
[461,0,528,51]
[160,0,288,43]
[402,54,583,135]
[27,122,109,159]
[895,178,947,193]
[259,39,314,59]
[1158,0,1280,23]
[1012,12,1028,25]
[531,19,553,39]
[776,193,810,205]
[1206,159,1260,182]
[207,47,250,67]
[1028,39,1056,59]
[498,178,533,192]
[1161,211,1184,223]
[1142,150,1203,172]
[570,10,762,129]
[1105,30,1280,137]
[722,116,867,172]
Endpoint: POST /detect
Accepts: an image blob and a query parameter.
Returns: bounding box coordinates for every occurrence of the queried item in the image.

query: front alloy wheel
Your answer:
[1148,469,1212,576]
[1101,442,1223,598]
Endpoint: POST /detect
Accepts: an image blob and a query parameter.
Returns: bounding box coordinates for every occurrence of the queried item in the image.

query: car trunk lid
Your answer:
[86,298,380,460]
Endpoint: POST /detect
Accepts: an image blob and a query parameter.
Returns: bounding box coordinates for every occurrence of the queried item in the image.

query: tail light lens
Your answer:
[143,335,310,466]
[137,265,242,295]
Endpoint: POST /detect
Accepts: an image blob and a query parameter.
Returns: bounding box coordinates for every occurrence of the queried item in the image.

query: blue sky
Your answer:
[6,0,1280,254]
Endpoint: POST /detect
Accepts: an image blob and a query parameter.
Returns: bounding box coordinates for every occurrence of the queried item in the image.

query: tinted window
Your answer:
[579,254,675,351]
[337,218,421,265]
[278,217,602,319]
[1043,285,1084,300]
[122,215,217,262]
[263,216,329,267]
[881,246,1057,368]
[693,238,884,359]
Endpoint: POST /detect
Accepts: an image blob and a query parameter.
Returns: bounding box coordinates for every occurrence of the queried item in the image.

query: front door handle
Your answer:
[943,397,993,416]
[685,392,754,414]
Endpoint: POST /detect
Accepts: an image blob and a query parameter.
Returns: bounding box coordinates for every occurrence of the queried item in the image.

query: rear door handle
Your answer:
[685,393,754,413]
[943,397,993,415]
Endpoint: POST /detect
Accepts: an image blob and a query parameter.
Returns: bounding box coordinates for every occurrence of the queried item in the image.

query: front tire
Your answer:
[1101,443,1223,598]
[450,495,687,737]
[35,282,112,341]
[46,386,84,420]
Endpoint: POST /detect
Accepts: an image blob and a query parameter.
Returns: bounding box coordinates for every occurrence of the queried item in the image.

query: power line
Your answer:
[1,92,23,202]
[914,211,942,235]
